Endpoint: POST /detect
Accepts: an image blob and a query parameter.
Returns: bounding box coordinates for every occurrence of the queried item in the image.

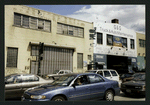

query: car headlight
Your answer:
[30,95,46,99]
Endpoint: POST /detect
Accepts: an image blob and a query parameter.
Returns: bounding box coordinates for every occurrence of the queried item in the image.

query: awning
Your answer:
[29,42,76,50]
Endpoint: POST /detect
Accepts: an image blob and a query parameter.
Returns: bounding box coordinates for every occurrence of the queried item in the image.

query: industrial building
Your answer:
[5,5,94,76]
[93,19,137,73]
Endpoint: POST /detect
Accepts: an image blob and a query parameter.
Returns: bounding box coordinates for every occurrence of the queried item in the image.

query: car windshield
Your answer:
[86,71,97,73]
[133,74,145,81]
[49,75,76,86]
[53,70,59,74]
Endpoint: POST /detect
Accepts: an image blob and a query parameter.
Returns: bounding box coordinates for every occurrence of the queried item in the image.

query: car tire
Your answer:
[104,90,114,101]
[51,96,65,101]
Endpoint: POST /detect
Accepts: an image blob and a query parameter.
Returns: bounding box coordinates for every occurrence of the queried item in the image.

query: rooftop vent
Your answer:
[111,19,119,24]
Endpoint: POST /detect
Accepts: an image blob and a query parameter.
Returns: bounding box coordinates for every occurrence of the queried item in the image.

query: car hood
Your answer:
[123,80,145,86]
[25,85,66,95]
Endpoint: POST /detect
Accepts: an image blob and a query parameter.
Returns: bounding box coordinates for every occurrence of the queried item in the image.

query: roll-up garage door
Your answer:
[30,46,73,76]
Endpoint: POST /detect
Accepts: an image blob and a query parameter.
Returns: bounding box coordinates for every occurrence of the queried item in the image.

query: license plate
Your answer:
[126,89,131,93]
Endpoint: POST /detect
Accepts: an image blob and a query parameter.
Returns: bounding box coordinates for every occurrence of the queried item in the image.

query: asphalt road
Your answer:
[114,91,145,101]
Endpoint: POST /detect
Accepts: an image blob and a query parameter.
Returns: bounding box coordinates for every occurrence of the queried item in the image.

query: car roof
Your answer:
[5,73,37,77]
[87,69,116,71]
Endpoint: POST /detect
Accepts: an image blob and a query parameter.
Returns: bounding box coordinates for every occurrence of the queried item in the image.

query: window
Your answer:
[5,75,22,84]
[74,75,89,85]
[122,38,127,47]
[104,71,111,77]
[130,39,135,49]
[97,33,103,44]
[57,23,84,38]
[139,39,145,47]
[22,15,29,27]
[77,53,83,69]
[14,13,21,26]
[7,47,18,67]
[14,13,51,32]
[22,75,39,82]
[88,74,104,83]
[107,35,113,46]
[110,71,118,76]
[97,71,103,76]
[38,19,44,29]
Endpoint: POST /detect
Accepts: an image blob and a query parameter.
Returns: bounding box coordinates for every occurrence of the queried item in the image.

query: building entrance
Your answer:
[107,55,128,74]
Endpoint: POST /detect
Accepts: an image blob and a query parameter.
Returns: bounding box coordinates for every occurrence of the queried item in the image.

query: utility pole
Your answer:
[38,42,44,76]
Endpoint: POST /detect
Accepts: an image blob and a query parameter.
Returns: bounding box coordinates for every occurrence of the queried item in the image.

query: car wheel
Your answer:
[104,90,114,101]
[51,96,65,101]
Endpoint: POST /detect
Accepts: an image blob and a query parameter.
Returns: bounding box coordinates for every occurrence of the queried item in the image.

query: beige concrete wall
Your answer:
[136,32,146,56]
[5,5,94,76]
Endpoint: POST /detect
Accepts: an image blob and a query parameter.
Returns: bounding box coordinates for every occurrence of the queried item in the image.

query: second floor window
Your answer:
[130,39,135,49]
[122,37,127,47]
[139,39,145,47]
[97,33,103,44]
[107,34,113,46]
[14,13,51,32]
[57,23,84,38]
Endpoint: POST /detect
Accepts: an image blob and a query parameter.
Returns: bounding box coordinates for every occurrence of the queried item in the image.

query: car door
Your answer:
[103,70,112,80]
[87,74,106,100]
[5,75,22,99]
[68,75,91,100]
[110,70,119,82]
[21,74,40,93]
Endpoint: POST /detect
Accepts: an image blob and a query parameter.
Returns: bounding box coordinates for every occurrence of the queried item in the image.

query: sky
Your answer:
[27,5,145,34]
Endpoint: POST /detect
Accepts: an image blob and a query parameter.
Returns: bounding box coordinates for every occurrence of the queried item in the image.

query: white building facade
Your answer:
[93,20,137,73]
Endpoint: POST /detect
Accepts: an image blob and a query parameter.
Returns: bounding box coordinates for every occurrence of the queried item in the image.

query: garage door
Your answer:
[30,46,73,76]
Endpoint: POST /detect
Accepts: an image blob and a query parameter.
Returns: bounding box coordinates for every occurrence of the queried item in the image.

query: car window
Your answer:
[110,71,118,76]
[97,71,103,76]
[65,71,69,74]
[74,75,89,86]
[59,71,64,74]
[22,75,39,82]
[104,71,111,77]
[5,75,22,84]
[88,74,104,83]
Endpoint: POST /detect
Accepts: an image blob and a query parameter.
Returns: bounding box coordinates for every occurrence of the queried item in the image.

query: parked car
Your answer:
[121,73,144,83]
[21,73,120,101]
[5,73,53,100]
[45,70,73,80]
[116,69,135,75]
[120,73,133,82]
[86,69,120,83]
[120,73,145,96]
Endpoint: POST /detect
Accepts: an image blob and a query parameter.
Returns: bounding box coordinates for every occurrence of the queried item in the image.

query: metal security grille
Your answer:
[6,47,18,67]
[31,46,73,76]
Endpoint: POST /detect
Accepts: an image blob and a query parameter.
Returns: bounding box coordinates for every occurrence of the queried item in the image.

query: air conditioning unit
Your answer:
[30,56,37,61]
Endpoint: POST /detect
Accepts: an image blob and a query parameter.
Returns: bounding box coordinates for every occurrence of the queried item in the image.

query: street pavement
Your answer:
[114,91,145,101]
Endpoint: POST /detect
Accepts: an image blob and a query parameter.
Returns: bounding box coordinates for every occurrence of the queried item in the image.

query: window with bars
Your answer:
[97,33,103,44]
[14,13,51,32]
[6,47,18,67]
[77,53,83,69]
[57,23,84,38]
[130,39,135,49]
[139,39,145,47]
